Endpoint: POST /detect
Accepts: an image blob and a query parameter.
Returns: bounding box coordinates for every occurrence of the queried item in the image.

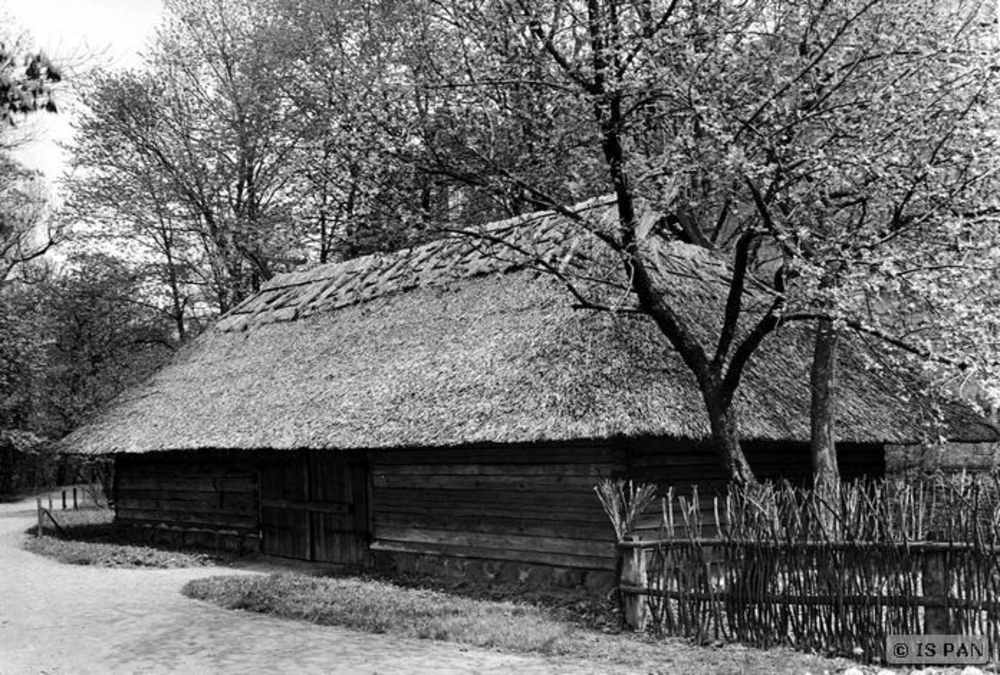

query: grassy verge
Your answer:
[184,573,570,653]
[365,570,619,632]
[184,572,875,674]
[23,508,227,568]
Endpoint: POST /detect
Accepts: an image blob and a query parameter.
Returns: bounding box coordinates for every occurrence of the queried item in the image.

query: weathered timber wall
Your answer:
[886,441,1000,477]
[625,438,884,489]
[114,451,259,552]
[368,444,622,588]
[368,439,885,586]
[623,437,729,539]
[747,440,885,483]
[625,438,885,538]
[108,439,885,585]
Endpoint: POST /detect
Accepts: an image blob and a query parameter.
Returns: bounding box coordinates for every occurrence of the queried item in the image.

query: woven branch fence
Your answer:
[609,475,1000,663]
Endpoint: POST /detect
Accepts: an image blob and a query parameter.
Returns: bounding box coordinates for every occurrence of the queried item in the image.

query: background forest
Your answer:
[3,0,1000,491]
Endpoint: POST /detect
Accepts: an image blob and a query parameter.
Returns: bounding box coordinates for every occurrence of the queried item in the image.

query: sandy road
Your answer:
[0,499,624,675]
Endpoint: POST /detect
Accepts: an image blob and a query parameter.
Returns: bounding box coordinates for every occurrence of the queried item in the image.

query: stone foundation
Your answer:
[115,520,260,555]
[373,549,615,593]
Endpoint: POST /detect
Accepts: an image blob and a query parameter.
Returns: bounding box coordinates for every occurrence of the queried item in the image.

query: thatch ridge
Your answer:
[61,199,997,455]
[216,196,620,333]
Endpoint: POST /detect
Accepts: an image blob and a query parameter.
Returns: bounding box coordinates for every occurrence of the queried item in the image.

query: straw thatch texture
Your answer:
[62,200,996,455]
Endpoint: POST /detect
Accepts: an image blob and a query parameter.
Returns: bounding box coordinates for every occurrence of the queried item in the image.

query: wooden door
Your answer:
[308,451,371,565]
[259,452,309,559]
[259,450,370,564]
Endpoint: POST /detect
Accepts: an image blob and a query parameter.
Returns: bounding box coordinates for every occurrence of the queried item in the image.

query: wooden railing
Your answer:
[37,485,100,512]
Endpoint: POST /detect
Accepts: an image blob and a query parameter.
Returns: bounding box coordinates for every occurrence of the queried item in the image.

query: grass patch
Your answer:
[23,508,227,568]
[184,573,871,674]
[184,573,571,654]
[360,570,619,632]
[24,536,224,568]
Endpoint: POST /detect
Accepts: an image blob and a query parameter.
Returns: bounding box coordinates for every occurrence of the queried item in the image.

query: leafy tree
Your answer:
[268,0,472,257]
[0,155,57,288]
[384,0,1000,484]
[71,0,307,313]
[272,0,609,256]
[0,279,49,431]
[0,24,68,494]
[63,134,215,341]
[33,254,176,437]
[0,36,63,287]
[0,255,174,493]
[0,42,60,124]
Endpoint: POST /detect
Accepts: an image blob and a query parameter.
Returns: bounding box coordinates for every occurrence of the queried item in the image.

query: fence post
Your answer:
[73,487,78,510]
[61,490,66,510]
[36,497,43,537]
[923,547,949,634]
[622,535,647,631]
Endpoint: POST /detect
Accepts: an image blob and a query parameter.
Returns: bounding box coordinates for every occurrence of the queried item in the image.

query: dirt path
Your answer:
[0,500,628,675]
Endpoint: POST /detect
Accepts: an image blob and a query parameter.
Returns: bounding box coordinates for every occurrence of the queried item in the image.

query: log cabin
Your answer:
[61,198,997,590]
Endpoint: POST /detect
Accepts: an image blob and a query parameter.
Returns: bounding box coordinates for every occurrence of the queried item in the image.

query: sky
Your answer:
[5,0,164,179]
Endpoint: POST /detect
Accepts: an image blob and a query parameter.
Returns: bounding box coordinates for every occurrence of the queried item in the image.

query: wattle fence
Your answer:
[606,476,1000,663]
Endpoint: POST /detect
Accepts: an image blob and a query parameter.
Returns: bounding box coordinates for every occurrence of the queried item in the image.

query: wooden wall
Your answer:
[110,438,885,579]
[624,437,885,537]
[746,440,885,483]
[624,437,884,489]
[622,437,728,538]
[369,438,886,576]
[115,451,259,551]
[368,444,623,576]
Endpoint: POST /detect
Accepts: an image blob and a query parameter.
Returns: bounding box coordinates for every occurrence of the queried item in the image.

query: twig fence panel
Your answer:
[612,476,1000,663]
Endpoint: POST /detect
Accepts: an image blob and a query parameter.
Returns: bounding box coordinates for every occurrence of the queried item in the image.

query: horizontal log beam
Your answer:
[116,516,258,534]
[374,512,614,539]
[118,466,256,478]
[376,487,605,509]
[373,473,602,491]
[117,478,255,493]
[261,498,353,515]
[374,502,611,523]
[371,539,615,570]
[117,493,256,509]
[116,508,256,528]
[374,526,616,559]
[374,463,612,478]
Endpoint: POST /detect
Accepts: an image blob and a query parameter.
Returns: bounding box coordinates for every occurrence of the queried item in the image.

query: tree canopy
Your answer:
[355,0,1000,481]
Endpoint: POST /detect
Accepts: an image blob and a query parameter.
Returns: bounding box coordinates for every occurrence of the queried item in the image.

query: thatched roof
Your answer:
[63,198,997,455]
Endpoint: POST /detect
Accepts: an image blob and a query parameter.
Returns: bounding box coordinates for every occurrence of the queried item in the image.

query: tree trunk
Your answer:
[584,0,760,488]
[161,244,187,341]
[706,395,757,485]
[810,316,841,494]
